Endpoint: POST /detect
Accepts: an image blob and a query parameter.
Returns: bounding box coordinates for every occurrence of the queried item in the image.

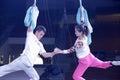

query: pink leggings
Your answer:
[73,53,112,80]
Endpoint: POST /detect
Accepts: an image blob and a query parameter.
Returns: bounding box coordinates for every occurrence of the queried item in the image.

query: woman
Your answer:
[54,25,120,80]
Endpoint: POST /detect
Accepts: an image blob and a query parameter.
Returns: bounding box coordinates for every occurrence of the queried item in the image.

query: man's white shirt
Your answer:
[21,31,46,66]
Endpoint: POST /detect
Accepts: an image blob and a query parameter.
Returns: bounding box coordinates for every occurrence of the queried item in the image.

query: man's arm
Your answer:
[41,52,56,58]
[27,26,33,32]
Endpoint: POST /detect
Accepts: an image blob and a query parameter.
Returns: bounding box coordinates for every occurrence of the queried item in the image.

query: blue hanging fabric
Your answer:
[24,0,39,30]
[76,0,93,45]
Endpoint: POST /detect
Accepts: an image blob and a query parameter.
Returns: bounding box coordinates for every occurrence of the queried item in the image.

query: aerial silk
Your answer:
[76,0,93,45]
[24,0,39,30]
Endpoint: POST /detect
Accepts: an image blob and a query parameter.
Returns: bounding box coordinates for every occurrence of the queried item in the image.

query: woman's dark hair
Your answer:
[34,25,46,33]
[75,25,89,36]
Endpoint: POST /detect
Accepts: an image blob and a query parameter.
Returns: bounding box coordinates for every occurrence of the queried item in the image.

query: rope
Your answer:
[34,0,36,5]
[79,0,82,7]
[62,1,77,64]
[43,0,53,37]
[63,8,73,46]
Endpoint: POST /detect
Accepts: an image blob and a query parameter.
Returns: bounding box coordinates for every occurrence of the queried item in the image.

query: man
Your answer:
[0,25,56,80]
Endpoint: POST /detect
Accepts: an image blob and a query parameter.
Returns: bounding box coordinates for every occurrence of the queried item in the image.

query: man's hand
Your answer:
[54,48,63,54]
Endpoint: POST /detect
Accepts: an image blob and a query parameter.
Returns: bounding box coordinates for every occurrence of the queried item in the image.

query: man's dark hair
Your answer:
[34,25,46,33]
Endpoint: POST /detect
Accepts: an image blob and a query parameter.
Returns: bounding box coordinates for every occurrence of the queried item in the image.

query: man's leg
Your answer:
[24,67,39,80]
[0,57,22,77]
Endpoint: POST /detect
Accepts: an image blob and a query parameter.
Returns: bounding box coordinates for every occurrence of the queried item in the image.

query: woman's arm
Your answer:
[54,46,75,54]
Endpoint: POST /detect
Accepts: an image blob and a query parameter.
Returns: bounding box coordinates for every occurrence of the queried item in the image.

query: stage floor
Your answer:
[0,65,120,80]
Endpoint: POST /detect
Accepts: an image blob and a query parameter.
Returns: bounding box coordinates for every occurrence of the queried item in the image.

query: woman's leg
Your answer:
[73,63,89,80]
[90,53,112,69]
[73,55,91,80]
[111,61,120,66]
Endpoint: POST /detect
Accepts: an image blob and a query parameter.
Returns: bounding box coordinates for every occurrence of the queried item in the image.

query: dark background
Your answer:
[0,0,120,51]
